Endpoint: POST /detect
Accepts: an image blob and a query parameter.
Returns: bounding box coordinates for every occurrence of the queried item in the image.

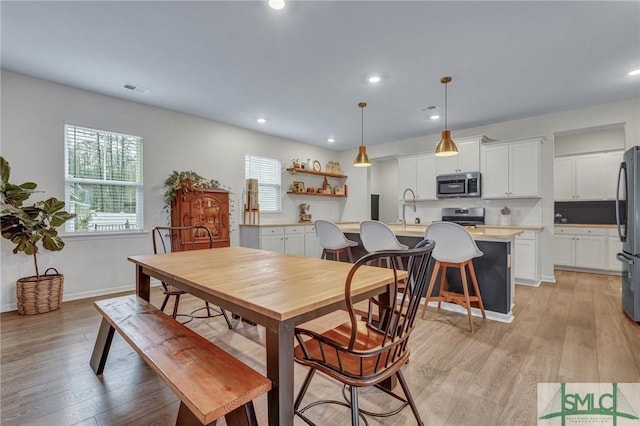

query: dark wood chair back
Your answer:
[152,225,213,254]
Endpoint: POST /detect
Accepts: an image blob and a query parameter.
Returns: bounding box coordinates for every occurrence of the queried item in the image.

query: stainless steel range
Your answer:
[441,207,485,227]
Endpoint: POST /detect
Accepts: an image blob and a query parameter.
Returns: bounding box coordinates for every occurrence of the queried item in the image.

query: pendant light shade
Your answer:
[435,76,459,157]
[353,102,372,167]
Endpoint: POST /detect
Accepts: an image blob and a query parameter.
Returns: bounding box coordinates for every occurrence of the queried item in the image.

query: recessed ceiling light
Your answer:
[268,0,285,10]
[368,75,382,84]
[257,118,266,124]
[327,138,335,143]
[629,69,640,76]
[122,83,149,94]
[430,115,440,120]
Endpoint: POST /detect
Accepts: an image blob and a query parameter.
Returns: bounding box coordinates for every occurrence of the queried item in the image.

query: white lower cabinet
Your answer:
[304,224,322,258]
[515,231,538,284]
[240,225,317,257]
[554,227,607,271]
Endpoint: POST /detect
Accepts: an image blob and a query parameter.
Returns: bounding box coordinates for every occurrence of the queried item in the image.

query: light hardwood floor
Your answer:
[1,270,639,425]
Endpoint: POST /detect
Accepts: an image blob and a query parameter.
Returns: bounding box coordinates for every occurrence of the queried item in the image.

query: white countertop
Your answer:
[339,223,523,240]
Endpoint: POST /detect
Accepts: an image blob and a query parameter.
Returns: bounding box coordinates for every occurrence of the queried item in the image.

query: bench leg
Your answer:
[175,401,258,426]
[89,318,115,375]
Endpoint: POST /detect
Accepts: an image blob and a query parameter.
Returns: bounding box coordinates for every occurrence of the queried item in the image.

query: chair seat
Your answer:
[163,285,186,296]
[295,321,406,383]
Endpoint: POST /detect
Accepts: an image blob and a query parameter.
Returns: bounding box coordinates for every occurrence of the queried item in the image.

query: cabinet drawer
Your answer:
[516,230,536,240]
[285,226,304,234]
[261,226,284,236]
[608,228,621,237]
[555,227,606,236]
[305,225,317,234]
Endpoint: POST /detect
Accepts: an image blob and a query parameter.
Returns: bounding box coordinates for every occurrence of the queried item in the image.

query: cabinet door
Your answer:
[304,227,322,258]
[574,235,606,269]
[608,235,622,271]
[398,156,417,200]
[509,141,540,197]
[481,145,510,198]
[284,233,305,256]
[435,153,459,175]
[416,153,436,200]
[457,139,480,172]
[554,235,575,266]
[575,154,605,200]
[554,157,575,201]
[515,238,536,281]
[602,151,623,200]
[261,235,285,253]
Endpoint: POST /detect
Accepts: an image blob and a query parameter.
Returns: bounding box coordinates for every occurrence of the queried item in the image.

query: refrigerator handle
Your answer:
[616,161,627,242]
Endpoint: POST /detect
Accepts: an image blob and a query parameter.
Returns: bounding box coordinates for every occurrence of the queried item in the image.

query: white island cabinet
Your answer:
[240,224,318,257]
[481,137,543,199]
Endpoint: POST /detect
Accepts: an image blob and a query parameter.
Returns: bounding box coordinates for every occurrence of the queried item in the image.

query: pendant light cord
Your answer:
[444,80,448,131]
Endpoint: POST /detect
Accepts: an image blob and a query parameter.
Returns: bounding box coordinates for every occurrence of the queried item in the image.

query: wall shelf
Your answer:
[286,192,347,198]
[285,168,347,179]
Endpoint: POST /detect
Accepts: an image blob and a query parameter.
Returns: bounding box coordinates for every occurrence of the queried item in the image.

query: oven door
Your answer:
[437,177,466,198]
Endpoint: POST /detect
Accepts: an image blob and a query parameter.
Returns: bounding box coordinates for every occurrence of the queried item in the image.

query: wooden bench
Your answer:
[89,295,272,426]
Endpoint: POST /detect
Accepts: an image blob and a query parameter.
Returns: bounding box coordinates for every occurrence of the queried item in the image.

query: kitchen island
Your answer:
[339,223,522,323]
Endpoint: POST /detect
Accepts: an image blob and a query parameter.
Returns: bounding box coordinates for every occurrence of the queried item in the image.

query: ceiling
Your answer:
[2,1,639,150]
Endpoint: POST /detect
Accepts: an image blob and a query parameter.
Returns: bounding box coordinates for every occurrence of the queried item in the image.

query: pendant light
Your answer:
[435,76,459,157]
[353,102,372,167]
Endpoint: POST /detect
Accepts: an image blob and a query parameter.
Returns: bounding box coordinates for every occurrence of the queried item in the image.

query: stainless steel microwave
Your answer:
[436,172,481,198]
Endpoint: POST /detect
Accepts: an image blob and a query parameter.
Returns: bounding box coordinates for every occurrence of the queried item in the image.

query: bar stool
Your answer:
[360,220,409,268]
[315,220,358,262]
[420,221,486,331]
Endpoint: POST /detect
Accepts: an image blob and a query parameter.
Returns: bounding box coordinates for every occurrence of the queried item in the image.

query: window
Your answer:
[244,154,281,212]
[65,124,143,233]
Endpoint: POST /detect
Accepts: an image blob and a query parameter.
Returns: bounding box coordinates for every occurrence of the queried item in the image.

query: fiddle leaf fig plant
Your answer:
[0,156,76,279]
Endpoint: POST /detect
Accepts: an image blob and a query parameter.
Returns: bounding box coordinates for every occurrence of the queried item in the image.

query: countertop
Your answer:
[240,222,542,233]
[338,223,523,240]
[554,223,616,228]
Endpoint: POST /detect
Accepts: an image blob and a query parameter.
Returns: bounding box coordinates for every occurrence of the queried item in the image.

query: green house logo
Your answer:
[539,383,639,425]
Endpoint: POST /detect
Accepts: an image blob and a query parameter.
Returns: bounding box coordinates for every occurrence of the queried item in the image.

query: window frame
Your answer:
[64,124,144,234]
[244,154,282,213]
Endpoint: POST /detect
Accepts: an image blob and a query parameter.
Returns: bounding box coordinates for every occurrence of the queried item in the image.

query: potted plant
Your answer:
[163,170,222,212]
[0,156,76,314]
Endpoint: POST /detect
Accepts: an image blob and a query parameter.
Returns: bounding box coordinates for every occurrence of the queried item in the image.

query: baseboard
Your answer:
[541,273,557,283]
[423,300,514,324]
[1,281,161,313]
[554,266,622,276]
[515,278,542,287]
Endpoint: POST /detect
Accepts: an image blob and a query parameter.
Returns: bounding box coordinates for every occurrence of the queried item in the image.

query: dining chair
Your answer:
[293,239,435,425]
[420,221,486,331]
[315,219,358,262]
[152,226,232,328]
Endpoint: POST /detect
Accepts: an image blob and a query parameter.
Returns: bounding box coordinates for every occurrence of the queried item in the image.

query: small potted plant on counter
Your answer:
[0,156,76,315]
[500,206,512,226]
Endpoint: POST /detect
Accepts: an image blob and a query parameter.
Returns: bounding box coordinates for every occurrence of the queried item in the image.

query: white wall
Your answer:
[338,96,640,283]
[0,70,343,311]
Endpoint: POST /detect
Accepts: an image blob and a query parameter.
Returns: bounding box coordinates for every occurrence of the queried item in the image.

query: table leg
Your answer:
[265,318,295,426]
[136,264,150,301]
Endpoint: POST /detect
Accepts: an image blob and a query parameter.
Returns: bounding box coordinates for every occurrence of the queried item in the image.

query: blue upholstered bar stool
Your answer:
[315,220,358,262]
[420,221,486,331]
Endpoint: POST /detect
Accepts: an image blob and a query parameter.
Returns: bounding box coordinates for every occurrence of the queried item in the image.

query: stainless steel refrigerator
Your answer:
[616,146,640,321]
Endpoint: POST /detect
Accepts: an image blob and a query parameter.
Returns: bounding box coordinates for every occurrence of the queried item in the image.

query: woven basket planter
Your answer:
[16,268,64,315]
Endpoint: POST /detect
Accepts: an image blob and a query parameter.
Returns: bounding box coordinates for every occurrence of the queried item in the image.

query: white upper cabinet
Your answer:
[435,136,482,175]
[481,137,542,199]
[398,153,437,201]
[553,150,623,201]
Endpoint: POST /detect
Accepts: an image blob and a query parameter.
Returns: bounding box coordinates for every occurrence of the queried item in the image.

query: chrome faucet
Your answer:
[401,188,416,229]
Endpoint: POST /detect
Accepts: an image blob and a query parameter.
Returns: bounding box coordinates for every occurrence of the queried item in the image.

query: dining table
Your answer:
[128,246,405,426]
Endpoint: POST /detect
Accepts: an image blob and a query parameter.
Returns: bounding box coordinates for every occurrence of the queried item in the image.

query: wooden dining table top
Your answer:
[128,246,405,322]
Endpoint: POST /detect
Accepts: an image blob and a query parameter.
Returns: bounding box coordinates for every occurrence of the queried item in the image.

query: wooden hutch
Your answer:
[170,188,230,251]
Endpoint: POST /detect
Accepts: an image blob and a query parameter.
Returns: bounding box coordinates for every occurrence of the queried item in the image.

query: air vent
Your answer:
[418,105,439,112]
[123,83,149,94]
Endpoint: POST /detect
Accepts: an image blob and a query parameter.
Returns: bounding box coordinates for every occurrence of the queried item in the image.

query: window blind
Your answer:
[65,124,144,233]
[244,154,281,212]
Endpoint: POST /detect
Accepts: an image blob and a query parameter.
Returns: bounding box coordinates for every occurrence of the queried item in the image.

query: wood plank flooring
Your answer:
[1,270,638,425]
